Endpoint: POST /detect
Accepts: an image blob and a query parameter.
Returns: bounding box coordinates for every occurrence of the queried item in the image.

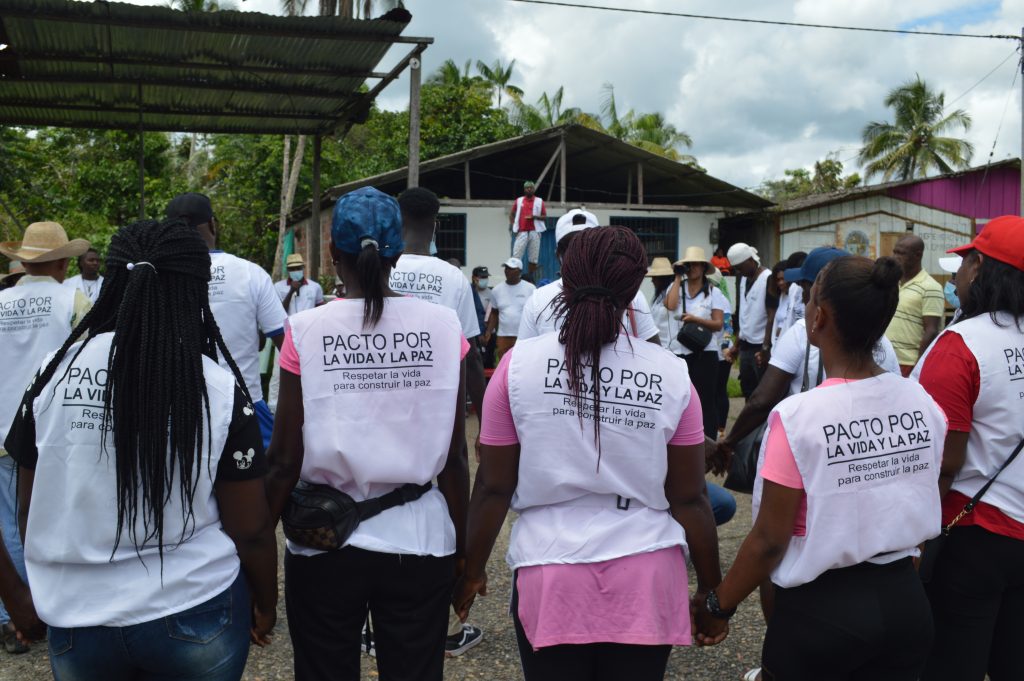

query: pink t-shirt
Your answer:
[480,347,703,649]
[278,302,470,375]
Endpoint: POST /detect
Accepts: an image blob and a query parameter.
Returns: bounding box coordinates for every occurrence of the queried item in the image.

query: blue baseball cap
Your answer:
[331,187,404,258]
[784,246,850,283]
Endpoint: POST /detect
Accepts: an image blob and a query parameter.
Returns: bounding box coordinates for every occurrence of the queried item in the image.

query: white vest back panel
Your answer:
[754,373,946,587]
[208,252,264,400]
[27,334,238,627]
[0,280,76,442]
[288,297,463,556]
[506,332,691,568]
[931,314,1024,521]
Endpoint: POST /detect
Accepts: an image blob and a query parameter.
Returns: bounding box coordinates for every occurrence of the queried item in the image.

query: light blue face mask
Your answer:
[289,270,304,282]
[944,280,959,309]
[429,240,438,256]
[477,278,489,289]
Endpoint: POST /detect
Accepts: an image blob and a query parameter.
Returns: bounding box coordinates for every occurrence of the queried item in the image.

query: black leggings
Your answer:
[921,525,1024,681]
[715,359,731,430]
[761,558,932,681]
[511,579,671,681]
[682,350,719,438]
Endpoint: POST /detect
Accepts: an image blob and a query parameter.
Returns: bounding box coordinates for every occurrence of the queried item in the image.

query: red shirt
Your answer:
[918,331,1024,539]
[512,196,544,233]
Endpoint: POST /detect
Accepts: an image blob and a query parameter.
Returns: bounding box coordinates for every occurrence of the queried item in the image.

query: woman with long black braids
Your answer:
[4,218,278,680]
[265,187,469,681]
[454,226,724,680]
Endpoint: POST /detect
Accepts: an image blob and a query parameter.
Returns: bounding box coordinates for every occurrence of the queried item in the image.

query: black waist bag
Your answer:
[282,480,432,551]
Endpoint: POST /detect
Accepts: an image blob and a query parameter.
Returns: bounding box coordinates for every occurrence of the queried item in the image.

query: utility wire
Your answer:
[506,0,1021,41]
[947,50,1020,107]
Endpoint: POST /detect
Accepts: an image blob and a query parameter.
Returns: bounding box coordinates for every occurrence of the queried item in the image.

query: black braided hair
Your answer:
[27,218,248,565]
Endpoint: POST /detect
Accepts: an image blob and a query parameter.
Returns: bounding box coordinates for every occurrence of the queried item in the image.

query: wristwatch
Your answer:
[705,590,736,620]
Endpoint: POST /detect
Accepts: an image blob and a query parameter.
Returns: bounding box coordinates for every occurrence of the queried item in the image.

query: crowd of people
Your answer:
[0,184,1021,681]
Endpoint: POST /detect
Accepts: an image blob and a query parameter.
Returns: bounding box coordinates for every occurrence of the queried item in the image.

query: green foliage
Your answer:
[759,154,861,203]
[858,75,973,182]
[727,376,742,399]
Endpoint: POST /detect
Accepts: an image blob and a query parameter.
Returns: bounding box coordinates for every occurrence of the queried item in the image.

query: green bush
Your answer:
[727,376,743,399]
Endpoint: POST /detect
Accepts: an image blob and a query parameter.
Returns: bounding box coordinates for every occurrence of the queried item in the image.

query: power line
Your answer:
[505,0,1021,41]
[947,50,1020,107]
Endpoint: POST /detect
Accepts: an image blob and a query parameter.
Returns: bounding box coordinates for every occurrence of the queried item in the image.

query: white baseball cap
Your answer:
[938,255,962,273]
[502,257,524,270]
[726,242,760,266]
[554,209,599,244]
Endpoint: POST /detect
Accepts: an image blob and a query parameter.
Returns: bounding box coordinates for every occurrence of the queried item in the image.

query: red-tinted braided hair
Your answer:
[551,226,649,468]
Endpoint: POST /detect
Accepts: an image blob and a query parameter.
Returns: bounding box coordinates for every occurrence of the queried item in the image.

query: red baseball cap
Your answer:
[948,215,1024,272]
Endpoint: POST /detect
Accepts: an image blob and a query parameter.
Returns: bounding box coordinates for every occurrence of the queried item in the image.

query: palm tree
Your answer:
[511,87,602,132]
[601,84,696,164]
[427,59,476,87]
[475,59,523,108]
[858,76,973,182]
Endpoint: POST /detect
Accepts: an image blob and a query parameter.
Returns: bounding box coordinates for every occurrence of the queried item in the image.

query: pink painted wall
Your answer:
[889,165,1020,221]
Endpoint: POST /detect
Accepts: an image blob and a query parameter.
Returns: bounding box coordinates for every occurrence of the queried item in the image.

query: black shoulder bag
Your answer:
[676,284,713,353]
[282,481,432,551]
[918,437,1024,582]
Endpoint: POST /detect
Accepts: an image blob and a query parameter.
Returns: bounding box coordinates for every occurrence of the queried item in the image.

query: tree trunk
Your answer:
[272,135,293,279]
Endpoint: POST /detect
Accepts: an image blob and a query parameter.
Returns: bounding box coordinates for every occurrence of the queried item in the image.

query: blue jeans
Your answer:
[0,455,28,626]
[253,399,274,450]
[707,482,736,526]
[48,573,251,681]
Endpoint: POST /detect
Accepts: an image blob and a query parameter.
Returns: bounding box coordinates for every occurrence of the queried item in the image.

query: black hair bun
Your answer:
[871,256,902,289]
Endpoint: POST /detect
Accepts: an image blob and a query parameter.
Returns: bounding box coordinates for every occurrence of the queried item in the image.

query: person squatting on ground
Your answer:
[455,226,725,681]
[4,218,279,680]
[725,243,772,399]
[0,220,93,654]
[508,180,546,276]
[265,187,469,681]
[166,192,287,450]
[703,255,947,680]
[914,215,1024,681]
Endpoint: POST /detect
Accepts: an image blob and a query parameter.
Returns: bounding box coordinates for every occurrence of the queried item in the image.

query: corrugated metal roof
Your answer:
[0,0,430,134]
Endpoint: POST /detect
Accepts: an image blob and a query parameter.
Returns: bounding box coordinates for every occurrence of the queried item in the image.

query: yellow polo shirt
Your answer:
[885,268,945,366]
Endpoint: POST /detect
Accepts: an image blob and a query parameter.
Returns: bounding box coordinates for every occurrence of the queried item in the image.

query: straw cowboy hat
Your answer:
[0,222,90,263]
[677,246,718,275]
[646,257,675,277]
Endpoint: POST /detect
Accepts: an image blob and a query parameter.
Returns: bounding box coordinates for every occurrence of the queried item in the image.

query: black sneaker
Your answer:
[1,623,28,655]
[445,624,483,657]
[360,623,376,657]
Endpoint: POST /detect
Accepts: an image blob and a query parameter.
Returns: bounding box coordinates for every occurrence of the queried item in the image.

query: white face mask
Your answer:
[477,278,489,289]
[288,270,304,282]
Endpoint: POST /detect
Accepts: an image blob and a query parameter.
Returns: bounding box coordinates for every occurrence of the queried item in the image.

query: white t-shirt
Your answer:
[390,254,481,338]
[770,319,901,396]
[208,251,287,402]
[517,279,659,341]
[737,269,771,345]
[63,274,103,303]
[662,283,729,355]
[491,280,536,337]
[274,278,324,317]
[772,291,790,341]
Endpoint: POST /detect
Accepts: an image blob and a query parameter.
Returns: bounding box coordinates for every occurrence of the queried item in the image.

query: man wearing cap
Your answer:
[63,248,104,303]
[517,210,661,344]
[165,192,287,449]
[885,234,944,376]
[485,257,536,361]
[725,242,772,399]
[509,181,546,277]
[0,221,91,652]
[276,253,325,316]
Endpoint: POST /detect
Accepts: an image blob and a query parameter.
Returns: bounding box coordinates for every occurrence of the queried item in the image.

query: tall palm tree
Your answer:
[601,84,696,164]
[475,59,523,108]
[511,87,602,132]
[427,59,475,87]
[858,76,973,182]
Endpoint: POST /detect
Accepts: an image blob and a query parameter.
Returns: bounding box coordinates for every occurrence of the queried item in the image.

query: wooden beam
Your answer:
[533,143,561,190]
[407,52,421,188]
[626,168,632,207]
[437,198,734,213]
[364,42,428,107]
[464,161,471,200]
[559,134,567,205]
[0,98,334,121]
[637,162,644,205]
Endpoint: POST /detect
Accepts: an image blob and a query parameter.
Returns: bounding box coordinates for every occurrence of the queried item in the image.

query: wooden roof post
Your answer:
[137,82,145,219]
[637,162,644,205]
[464,160,471,199]
[559,132,567,206]
[408,54,422,188]
[310,134,322,280]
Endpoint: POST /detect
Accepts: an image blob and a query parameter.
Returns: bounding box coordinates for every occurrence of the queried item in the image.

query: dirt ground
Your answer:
[0,397,765,681]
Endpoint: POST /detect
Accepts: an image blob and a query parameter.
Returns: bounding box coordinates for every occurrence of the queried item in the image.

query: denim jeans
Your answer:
[706,482,736,526]
[0,454,28,626]
[48,573,251,681]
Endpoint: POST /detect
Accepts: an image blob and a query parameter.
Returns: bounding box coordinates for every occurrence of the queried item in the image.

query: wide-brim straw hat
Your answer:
[0,222,90,263]
[677,246,718,275]
[646,256,675,277]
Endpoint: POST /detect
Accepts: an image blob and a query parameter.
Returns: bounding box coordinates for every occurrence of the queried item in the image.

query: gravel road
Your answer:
[1,397,764,681]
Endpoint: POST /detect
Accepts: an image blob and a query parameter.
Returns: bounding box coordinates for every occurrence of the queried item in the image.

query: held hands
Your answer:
[754,348,770,369]
[708,439,734,477]
[681,314,699,325]
[723,347,738,363]
[250,603,276,647]
[452,572,488,623]
[690,592,729,646]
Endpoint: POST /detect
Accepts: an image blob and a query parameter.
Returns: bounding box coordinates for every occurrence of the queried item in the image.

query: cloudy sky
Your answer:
[132,0,1024,190]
